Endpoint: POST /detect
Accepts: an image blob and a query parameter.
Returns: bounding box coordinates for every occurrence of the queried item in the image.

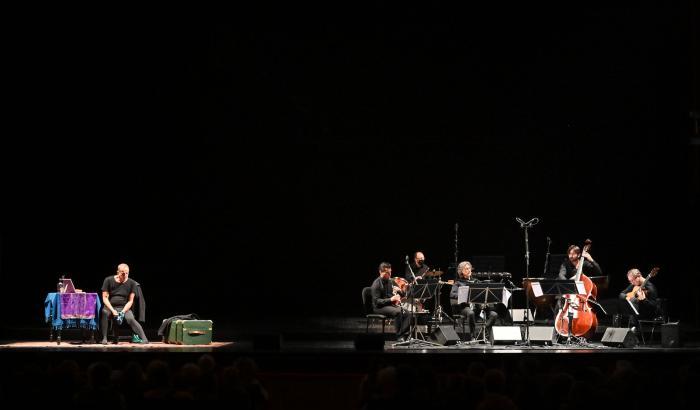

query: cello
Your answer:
[554,239,598,339]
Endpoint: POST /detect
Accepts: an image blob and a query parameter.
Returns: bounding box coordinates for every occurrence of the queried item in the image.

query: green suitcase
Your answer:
[166,319,213,345]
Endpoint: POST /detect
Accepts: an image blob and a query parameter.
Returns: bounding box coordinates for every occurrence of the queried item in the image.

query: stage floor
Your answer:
[1,315,698,354]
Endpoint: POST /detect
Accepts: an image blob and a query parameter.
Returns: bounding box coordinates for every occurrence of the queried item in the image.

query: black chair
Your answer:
[638,298,669,345]
[362,287,388,333]
[452,304,487,343]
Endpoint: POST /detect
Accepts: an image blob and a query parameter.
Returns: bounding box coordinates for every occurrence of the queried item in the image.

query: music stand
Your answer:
[423,270,453,326]
[546,254,567,278]
[393,282,443,348]
[471,255,505,273]
[458,284,512,344]
[532,279,586,345]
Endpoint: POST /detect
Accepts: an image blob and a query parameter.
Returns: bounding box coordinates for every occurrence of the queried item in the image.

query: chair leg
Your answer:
[638,322,646,345]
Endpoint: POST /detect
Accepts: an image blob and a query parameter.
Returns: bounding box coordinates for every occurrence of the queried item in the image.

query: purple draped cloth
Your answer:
[59,292,97,319]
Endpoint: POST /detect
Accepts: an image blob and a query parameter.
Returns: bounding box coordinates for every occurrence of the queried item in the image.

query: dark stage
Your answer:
[2,2,699,409]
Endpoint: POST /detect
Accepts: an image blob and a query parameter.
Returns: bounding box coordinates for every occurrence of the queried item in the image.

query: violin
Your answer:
[626,267,660,301]
[555,239,598,339]
[391,277,409,305]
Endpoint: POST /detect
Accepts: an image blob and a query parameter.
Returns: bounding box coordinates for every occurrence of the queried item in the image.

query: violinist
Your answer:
[370,262,412,342]
[618,268,660,332]
[558,244,602,280]
[449,261,498,341]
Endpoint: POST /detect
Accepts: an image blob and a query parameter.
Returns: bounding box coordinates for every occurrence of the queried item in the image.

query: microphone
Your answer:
[516,217,539,226]
[405,255,409,265]
[547,236,551,243]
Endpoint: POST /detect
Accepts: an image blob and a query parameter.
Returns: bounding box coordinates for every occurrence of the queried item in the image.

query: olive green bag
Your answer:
[166,319,213,345]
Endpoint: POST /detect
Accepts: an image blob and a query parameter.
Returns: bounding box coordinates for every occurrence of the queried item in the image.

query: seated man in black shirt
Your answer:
[556,244,603,311]
[371,262,411,342]
[618,268,660,332]
[404,251,430,283]
[450,261,498,341]
[558,244,602,279]
[100,263,149,344]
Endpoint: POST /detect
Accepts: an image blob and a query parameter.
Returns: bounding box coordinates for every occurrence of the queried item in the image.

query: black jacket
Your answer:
[132,280,146,323]
[158,313,201,336]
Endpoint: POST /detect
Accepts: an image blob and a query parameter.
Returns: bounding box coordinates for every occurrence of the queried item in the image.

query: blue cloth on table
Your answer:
[44,292,102,330]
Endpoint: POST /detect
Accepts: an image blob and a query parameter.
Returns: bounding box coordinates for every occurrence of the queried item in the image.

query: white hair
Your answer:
[457,261,472,276]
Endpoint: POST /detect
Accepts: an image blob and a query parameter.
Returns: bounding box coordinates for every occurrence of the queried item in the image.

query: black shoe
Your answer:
[397,336,406,343]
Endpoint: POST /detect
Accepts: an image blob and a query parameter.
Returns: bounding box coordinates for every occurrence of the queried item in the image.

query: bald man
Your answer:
[405,251,430,283]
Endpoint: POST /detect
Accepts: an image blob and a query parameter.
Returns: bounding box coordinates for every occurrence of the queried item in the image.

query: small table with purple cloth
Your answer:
[44,292,101,345]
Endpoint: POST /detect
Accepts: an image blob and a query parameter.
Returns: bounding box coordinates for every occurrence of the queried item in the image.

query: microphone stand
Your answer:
[454,222,459,270]
[516,217,539,346]
[394,257,442,348]
[543,237,552,277]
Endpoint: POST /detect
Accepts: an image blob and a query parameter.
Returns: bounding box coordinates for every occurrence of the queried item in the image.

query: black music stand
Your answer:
[471,255,505,273]
[393,282,442,348]
[458,284,512,344]
[533,279,586,345]
[424,270,453,327]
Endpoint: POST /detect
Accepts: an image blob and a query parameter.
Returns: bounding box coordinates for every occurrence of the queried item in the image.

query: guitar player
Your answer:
[618,268,661,334]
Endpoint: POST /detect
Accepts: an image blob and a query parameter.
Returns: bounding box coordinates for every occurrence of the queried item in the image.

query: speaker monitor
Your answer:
[510,309,535,323]
[528,326,556,345]
[354,334,385,351]
[601,327,638,348]
[434,325,461,346]
[491,326,523,344]
[661,323,681,348]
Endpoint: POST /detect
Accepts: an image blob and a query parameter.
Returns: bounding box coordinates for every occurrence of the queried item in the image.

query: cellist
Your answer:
[555,242,603,315]
[558,244,603,280]
[554,240,601,338]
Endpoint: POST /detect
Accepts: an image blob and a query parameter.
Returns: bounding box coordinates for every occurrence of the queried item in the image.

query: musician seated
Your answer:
[618,268,660,333]
[558,244,602,280]
[404,251,430,283]
[371,262,411,342]
[555,243,603,311]
[450,261,498,341]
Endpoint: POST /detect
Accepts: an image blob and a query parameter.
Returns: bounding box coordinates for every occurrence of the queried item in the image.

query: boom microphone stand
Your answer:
[393,256,442,348]
[516,217,539,346]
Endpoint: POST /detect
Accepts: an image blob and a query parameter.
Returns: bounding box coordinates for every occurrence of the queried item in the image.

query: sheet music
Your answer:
[575,281,586,294]
[531,282,543,297]
[502,288,512,305]
[458,286,470,305]
[626,298,639,316]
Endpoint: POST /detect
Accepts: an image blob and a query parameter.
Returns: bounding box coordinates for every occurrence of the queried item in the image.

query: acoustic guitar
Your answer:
[625,267,660,301]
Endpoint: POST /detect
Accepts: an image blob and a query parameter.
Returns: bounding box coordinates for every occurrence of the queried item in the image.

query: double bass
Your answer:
[554,239,598,339]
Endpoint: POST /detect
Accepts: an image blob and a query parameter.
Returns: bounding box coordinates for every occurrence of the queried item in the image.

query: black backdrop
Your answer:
[1,4,697,331]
